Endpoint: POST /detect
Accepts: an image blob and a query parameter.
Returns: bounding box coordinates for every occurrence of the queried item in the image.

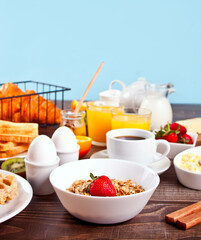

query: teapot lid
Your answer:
[99,80,126,103]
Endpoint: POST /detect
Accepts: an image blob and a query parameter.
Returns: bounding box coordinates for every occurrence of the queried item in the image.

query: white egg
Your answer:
[27,135,57,163]
[52,126,78,152]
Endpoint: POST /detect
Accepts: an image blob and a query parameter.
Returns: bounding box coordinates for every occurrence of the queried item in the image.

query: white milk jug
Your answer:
[119,77,148,108]
[137,83,175,130]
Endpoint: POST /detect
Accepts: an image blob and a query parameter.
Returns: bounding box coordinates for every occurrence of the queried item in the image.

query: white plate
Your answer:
[0,170,33,223]
[0,152,28,162]
[90,150,171,175]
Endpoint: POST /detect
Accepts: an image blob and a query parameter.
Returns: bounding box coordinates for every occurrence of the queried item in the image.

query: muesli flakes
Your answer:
[66,178,144,196]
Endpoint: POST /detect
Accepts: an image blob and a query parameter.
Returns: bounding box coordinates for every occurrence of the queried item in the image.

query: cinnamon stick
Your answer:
[165,201,201,230]
[165,201,201,224]
[176,210,201,230]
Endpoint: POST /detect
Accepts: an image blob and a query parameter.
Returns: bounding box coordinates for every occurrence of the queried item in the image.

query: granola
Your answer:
[66,178,144,196]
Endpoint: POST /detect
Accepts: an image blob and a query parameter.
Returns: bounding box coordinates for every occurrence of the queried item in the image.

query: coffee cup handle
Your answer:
[153,140,170,161]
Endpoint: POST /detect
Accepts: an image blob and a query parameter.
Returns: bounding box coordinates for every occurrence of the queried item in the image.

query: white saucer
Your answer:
[90,150,171,175]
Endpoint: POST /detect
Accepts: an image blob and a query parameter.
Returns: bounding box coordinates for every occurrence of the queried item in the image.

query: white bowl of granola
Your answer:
[173,146,201,190]
[49,158,160,224]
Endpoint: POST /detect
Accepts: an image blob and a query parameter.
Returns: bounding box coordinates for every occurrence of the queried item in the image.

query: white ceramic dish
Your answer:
[0,152,27,162]
[154,130,198,159]
[50,158,160,224]
[0,170,33,223]
[90,150,171,175]
[173,146,201,190]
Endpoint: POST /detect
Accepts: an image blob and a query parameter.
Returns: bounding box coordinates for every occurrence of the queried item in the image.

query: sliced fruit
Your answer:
[76,136,92,159]
[1,157,26,178]
[71,100,87,111]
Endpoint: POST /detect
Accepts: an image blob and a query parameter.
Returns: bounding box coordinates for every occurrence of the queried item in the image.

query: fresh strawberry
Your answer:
[89,173,116,197]
[155,122,193,144]
[163,132,178,143]
[170,123,187,134]
[179,133,193,144]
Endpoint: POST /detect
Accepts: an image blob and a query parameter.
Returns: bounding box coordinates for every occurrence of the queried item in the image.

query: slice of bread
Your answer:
[0,141,16,151]
[0,134,36,144]
[0,143,29,158]
[0,120,38,144]
[0,120,38,136]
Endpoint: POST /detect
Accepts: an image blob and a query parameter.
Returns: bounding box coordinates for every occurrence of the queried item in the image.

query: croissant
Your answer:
[0,82,61,124]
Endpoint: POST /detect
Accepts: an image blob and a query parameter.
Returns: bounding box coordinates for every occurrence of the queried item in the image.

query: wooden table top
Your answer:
[1,104,201,240]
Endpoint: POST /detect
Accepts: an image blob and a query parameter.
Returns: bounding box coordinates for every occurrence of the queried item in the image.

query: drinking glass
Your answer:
[87,101,122,146]
[111,107,151,130]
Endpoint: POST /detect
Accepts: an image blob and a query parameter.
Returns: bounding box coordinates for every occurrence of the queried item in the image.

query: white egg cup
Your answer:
[25,156,60,195]
[57,144,80,166]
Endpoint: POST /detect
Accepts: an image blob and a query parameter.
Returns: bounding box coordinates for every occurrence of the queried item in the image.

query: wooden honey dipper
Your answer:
[74,62,105,115]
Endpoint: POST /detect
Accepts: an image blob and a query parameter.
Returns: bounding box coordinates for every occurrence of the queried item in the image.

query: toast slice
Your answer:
[0,134,36,144]
[0,141,16,151]
[0,120,38,144]
[0,173,18,205]
[0,120,38,136]
[0,143,29,158]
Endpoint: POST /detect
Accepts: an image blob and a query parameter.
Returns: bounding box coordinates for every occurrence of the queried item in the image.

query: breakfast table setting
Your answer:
[0,68,201,239]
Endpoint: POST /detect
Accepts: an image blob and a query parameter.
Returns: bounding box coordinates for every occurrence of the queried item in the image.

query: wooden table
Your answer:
[1,104,201,240]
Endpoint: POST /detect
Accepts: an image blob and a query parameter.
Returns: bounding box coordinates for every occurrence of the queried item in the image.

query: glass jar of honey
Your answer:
[60,110,86,136]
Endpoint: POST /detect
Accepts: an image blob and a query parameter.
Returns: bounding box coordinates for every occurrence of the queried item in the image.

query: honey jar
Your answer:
[60,110,86,136]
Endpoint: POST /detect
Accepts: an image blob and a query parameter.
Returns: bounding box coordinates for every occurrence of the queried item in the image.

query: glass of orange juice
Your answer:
[87,101,123,146]
[111,107,151,130]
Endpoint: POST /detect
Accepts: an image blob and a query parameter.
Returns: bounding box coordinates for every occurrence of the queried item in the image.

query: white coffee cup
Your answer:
[106,128,170,165]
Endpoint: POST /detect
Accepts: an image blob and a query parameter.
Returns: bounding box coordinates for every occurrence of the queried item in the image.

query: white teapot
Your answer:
[119,77,148,108]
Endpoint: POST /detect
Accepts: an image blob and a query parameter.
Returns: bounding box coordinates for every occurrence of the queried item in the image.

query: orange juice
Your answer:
[87,102,122,145]
[111,108,151,130]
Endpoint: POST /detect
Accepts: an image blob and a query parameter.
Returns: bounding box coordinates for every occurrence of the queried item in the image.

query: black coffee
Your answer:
[115,136,145,140]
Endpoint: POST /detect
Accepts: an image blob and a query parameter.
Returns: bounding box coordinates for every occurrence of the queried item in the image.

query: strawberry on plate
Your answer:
[89,173,116,197]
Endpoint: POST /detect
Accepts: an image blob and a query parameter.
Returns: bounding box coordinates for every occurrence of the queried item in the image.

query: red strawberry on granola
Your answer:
[89,173,116,197]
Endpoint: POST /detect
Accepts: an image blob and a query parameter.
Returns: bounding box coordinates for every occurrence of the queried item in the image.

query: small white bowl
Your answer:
[49,158,160,224]
[57,144,80,165]
[173,146,201,190]
[155,131,198,159]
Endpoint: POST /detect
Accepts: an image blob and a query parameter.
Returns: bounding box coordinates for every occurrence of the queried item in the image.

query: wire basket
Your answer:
[0,80,70,125]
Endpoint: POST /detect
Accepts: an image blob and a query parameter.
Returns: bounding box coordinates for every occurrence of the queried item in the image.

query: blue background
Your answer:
[0,0,200,104]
